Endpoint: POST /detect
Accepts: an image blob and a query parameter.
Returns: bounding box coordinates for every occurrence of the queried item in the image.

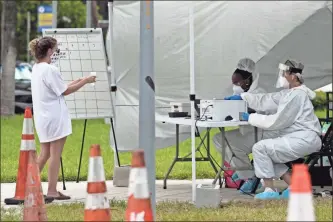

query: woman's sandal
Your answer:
[47,191,71,200]
[43,195,55,204]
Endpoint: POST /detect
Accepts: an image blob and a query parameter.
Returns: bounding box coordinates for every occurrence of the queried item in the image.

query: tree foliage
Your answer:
[313,91,331,110]
[16,0,100,62]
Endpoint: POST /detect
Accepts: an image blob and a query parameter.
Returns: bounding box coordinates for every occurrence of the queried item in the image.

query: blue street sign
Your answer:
[37,5,53,32]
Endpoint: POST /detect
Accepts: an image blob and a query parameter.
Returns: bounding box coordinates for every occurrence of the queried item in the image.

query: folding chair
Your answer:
[296,92,332,189]
[305,120,333,189]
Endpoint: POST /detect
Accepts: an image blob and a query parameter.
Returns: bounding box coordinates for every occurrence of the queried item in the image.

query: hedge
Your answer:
[313,91,331,110]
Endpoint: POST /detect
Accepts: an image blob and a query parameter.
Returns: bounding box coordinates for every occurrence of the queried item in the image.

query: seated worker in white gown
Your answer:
[224,60,322,200]
[213,58,268,190]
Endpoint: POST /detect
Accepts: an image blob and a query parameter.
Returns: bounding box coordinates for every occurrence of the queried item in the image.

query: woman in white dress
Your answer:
[29,36,96,200]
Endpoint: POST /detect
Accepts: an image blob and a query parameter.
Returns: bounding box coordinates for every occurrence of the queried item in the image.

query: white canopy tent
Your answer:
[316,83,333,92]
[107,1,332,152]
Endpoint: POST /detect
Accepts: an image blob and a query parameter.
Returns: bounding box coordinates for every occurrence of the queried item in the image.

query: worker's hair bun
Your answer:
[28,37,57,60]
[29,38,39,58]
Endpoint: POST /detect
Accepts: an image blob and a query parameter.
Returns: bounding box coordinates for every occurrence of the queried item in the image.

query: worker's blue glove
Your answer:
[241,112,249,121]
[224,95,243,100]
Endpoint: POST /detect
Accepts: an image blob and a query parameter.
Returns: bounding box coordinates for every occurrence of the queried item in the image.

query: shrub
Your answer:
[313,91,328,110]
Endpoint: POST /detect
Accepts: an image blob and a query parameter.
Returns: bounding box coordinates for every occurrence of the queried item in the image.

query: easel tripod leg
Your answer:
[76,119,87,183]
[110,118,121,167]
[60,157,66,190]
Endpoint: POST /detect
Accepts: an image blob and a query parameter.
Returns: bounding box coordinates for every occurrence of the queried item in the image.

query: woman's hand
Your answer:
[84,75,96,84]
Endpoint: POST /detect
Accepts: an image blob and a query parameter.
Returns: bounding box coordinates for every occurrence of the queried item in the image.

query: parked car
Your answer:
[0,62,33,114]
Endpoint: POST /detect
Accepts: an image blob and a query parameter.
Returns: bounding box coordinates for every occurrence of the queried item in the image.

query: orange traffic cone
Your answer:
[5,108,36,204]
[5,107,53,205]
[84,144,111,221]
[23,151,48,221]
[287,164,315,221]
[125,150,153,221]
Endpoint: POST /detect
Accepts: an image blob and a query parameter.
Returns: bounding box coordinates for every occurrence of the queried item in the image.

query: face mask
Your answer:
[276,75,289,89]
[233,85,244,95]
[278,76,290,89]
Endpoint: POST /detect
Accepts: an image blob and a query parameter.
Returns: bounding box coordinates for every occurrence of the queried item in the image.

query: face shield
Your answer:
[275,63,289,88]
[275,63,304,88]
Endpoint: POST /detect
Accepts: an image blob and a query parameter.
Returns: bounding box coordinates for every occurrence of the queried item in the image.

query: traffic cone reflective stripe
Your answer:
[21,111,34,134]
[85,194,111,221]
[125,150,153,221]
[23,151,48,221]
[5,107,36,205]
[128,168,150,199]
[287,164,315,221]
[20,140,36,151]
[84,144,111,221]
[87,150,107,193]
[20,110,36,151]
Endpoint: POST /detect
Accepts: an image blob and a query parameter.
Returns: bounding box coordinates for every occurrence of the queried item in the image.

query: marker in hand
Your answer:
[90,72,97,87]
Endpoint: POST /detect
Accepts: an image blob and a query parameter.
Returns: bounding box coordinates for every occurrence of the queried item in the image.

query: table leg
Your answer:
[206,128,222,186]
[213,167,224,185]
[163,124,179,189]
[221,128,226,169]
[212,127,226,186]
[182,132,207,159]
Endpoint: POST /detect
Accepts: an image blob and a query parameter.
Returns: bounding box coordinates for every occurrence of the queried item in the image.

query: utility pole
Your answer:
[52,1,57,28]
[86,0,92,28]
[139,0,156,219]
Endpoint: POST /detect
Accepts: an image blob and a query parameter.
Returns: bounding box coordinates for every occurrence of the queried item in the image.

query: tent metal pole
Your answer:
[188,4,196,203]
[108,0,119,167]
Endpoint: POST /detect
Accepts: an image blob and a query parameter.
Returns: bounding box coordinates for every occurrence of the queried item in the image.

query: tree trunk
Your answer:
[1,0,17,116]
[0,1,4,63]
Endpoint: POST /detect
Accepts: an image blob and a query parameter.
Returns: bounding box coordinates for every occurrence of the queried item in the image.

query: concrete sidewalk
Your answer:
[2,178,331,211]
[1,179,258,208]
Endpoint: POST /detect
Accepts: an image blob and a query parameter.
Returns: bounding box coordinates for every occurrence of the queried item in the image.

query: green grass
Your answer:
[1,115,222,182]
[1,199,332,221]
[0,109,327,183]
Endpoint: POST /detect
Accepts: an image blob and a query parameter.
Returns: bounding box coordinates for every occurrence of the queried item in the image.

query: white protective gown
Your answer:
[243,85,322,179]
[212,72,267,179]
